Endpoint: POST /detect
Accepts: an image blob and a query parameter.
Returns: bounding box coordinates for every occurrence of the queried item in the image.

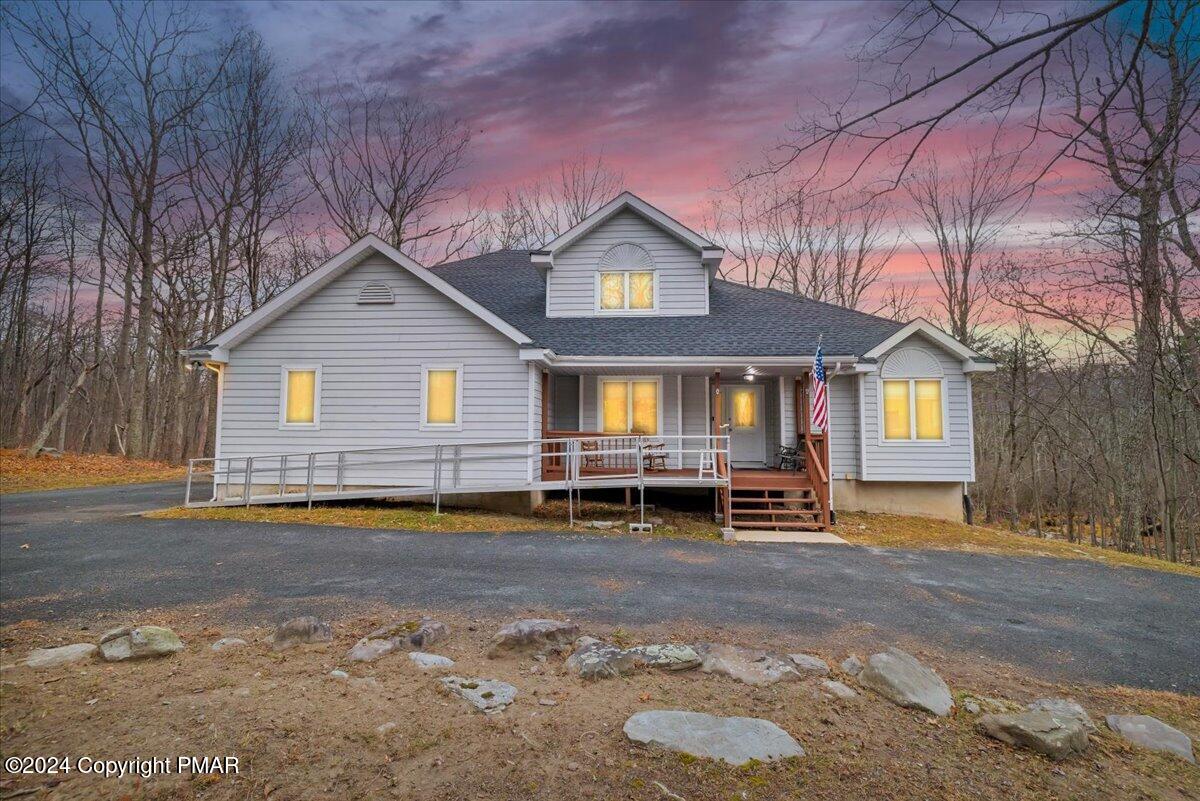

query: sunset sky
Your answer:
[1,0,1149,314]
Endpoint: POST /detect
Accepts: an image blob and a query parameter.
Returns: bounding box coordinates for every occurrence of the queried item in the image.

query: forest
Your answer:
[1,1,1196,562]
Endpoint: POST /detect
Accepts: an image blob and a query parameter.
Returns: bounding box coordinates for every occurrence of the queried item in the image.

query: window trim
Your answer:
[278,364,322,430]
[596,375,663,436]
[877,376,947,444]
[420,363,464,431]
[594,270,659,315]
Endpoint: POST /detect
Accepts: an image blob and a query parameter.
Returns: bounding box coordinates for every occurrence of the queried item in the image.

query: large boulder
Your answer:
[977,711,1090,761]
[439,676,517,713]
[858,647,953,716]
[1027,698,1096,733]
[698,643,802,687]
[347,618,447,662]
[487,619,579,657]
[565,637,639,680]
[24,643,97,668]
[270,616,333,651]
[624,710,805,765]
[1106,714,1195,763]
[99,626,184,661]
[626,644,701,671]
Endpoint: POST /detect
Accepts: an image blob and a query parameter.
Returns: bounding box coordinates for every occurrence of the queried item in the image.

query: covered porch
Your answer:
[537,365,832,531]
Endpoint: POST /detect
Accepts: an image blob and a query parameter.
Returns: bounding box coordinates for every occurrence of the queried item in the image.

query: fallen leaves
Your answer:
[0,449,184,494]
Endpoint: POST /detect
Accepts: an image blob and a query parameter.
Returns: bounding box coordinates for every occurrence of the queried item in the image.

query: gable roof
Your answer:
[432,250,908,359]
[203,236,531,355]
[532,192,724,276]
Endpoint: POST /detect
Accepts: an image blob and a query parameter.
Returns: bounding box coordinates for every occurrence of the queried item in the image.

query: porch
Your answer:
[539,367,832,532]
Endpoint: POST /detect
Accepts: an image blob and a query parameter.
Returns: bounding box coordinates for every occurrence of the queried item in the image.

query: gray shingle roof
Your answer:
[432,250,907,358]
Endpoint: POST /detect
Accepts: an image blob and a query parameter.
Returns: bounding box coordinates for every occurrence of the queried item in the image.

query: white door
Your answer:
[726,384,766,466]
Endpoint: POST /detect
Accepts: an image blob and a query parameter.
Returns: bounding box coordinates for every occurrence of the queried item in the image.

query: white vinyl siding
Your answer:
[828,375,860,478]
[547,210,708,317]
[680,375,709,468]
[219,254,532,488]
[860,334,974,482]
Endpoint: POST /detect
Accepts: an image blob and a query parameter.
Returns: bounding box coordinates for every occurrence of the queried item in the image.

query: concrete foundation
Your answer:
[832,479,963,522]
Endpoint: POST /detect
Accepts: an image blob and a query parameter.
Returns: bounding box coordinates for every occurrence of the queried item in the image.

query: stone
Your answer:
[1106,714,1195,763]
[788,653,830,675]
[626,644,701,671]
[99,626,184,661]
[566,637,639,680]
[376,721,397,735]
[210,637,247,652]
[858,648,953,717]
[440,676,517,713]
[24,643,97,668]
[346,618,447,662]
[820,679,858,700]
[538,698,558,706]
[623,710,805,765]
[697,643,802,687]
[487,619,580,657]
[841,654,864,676]
[964,700,981,714]
[329,669,349,679]
[270,616,333,651]
[347,638,396,663]
[584,521,619,529]
[409,652,455,670]
[1027,698,1096,733]
[977,711,1089,761]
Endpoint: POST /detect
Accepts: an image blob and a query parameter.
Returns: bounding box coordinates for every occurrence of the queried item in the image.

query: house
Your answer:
[182,192,994,533]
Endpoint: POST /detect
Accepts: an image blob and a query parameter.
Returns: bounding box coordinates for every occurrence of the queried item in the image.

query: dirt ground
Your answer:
[1,600,1197,801]
[0,450,184,494]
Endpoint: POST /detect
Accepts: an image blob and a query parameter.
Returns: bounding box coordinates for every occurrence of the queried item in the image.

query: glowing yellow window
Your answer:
[882,380,910,440]
[914,380,943,439]
[284,369,316,425]
[425,369,458,425]
[601,381,628,433]
[599,273,625,310]
[731,389,757,428]
[629,272,654,309]
[631,381,658,434]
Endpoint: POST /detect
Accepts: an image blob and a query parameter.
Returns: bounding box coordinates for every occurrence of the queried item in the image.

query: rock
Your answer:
[961,694,1019,715]
[347,638,396,663]
[977,711,1089,761]
[1028,698,1096,733]
[409,652,455,670]
[788,653,830,675]
[858,647,953,717]
[210,637,248,652]
[820,679,858,700]
[329,669,349,679]
[566,637,639,680]
[1106,714,1195,763]
[24,643,97,668]
[99,626,184,661]
[487,619,580,657]
[376,721,397,735]
[841,654,864,676]
[538,698,558,706]
[584,521,619,529]
[697,643,802,687]
[964,700,981,714]
[623,710,805,765]
[440,676,517,713]
[626,643,701,671]
[270,616,332,651]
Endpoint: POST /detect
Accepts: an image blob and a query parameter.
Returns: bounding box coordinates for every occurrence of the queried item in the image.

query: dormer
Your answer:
[533,192,723,318]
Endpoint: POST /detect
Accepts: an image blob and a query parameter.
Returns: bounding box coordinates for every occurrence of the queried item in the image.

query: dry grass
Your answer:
[1,604,1197,801]
[150,499,723,540]
[0,448,184,494]
[835,512,1200,578]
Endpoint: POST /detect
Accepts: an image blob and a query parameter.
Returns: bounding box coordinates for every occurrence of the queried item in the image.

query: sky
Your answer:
[1,0,1157,318]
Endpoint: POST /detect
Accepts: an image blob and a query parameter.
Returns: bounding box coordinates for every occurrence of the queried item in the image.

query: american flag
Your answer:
[811,342,828,432]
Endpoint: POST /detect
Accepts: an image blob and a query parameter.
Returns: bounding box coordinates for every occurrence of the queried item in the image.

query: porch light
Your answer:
[743,368,756,382]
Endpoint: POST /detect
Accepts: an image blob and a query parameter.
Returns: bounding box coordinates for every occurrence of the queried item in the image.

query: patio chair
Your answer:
[776,444,800,472]
[642,441,668,471]
[580,439,604,469]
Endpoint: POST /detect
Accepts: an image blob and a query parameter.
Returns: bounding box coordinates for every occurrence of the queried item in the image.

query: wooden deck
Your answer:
[541,464,810,491]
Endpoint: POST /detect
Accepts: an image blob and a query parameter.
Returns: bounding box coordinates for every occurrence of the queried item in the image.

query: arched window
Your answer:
[596,243,656,312]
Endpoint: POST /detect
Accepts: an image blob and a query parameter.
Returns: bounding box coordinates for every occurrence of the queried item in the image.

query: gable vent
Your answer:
[357,281,395,305]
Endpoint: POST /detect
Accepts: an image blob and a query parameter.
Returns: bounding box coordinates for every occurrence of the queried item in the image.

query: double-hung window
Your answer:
[598,271,655,312]
[599,378,659,435]
[421,365,463,430]
[279,365,321,429]
[882,378,943,441]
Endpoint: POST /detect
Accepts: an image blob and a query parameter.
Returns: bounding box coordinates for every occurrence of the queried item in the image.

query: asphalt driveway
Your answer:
[1,482,1197,692]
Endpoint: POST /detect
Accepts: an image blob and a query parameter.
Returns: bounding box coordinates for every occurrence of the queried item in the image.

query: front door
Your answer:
[726,384,766,466]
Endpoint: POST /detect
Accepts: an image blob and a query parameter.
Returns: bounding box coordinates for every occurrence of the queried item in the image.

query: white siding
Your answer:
[860,334,974,482]
[547,210,708,317]
[780,375,796,452]
[828,375,860,478]
[680,375,709,468]
[219,254,532,488]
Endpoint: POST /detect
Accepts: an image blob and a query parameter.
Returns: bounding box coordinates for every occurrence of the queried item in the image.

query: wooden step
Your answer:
[730,499,818,509]
[730,520,825,531]
[730,508,820,517]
